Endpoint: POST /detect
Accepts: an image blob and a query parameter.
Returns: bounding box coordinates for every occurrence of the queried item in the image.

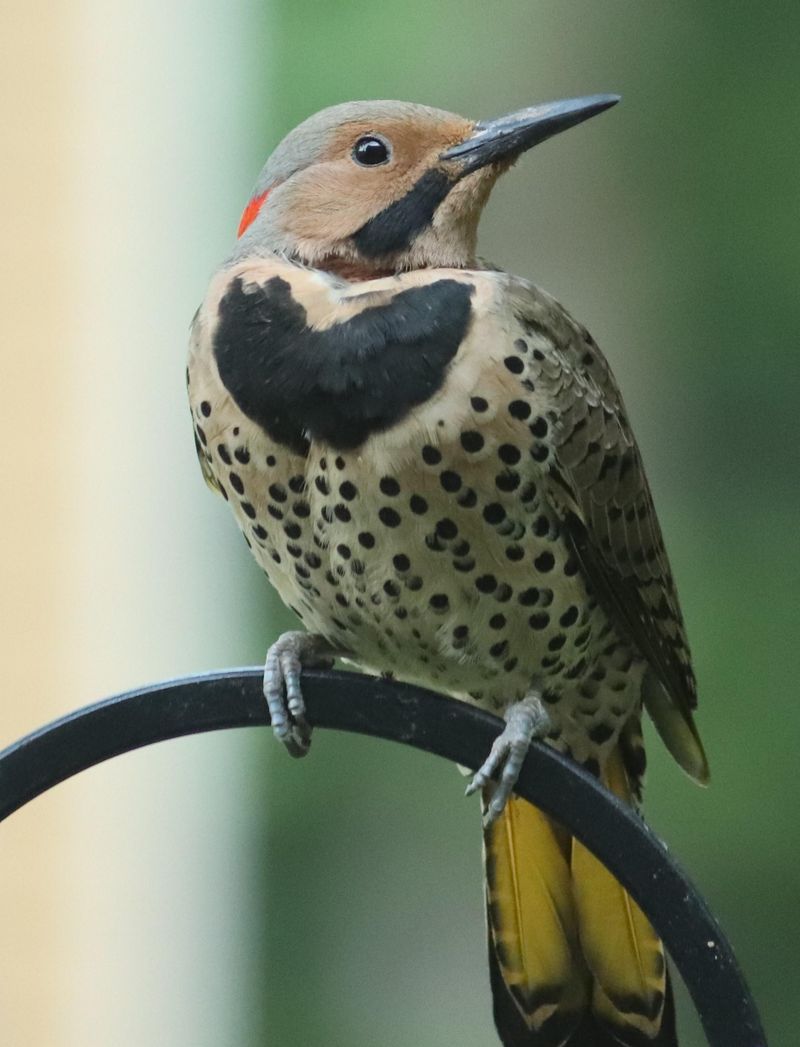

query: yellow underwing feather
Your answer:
[484,793,589,1040]
[571,749,666,1039]
[643,671,710,785]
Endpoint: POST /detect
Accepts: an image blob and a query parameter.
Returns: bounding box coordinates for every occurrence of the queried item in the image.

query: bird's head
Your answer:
[234,95,619,279]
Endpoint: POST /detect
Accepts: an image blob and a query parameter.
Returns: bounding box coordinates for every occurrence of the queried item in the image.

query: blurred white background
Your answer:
[1,3,269,1043]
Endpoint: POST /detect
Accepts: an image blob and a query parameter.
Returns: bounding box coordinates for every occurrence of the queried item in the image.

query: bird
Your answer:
[187,95,709,1046]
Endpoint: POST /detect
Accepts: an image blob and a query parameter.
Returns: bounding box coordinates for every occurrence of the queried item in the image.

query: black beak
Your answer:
[441,94,620,174]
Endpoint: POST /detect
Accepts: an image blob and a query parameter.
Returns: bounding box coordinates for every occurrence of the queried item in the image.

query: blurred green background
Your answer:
[2,2,798,1045]
[242,4,799,1044]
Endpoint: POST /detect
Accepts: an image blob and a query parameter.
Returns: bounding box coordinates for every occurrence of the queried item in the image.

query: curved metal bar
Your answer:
[0,668,766,1046]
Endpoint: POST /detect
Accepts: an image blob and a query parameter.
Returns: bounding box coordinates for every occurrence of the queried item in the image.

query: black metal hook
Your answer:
[0,667,766,1046]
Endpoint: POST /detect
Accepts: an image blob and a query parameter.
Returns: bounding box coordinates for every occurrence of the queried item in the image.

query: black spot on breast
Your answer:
[588,722,615,745]
[533,514,550,538]
[505,402,534,432]
[351,169,455,257]
[213,276,472,453]
[496,471,520,492]
[483,503,505,525]
[379,507,401,528]
[535,551,555,573]
[498,444,521,465]
[461,430,484,452]
[435,518,458,540]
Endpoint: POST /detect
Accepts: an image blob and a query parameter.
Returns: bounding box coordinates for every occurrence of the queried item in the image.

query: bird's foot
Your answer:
[465,691,551,826]
[263,631,336,758]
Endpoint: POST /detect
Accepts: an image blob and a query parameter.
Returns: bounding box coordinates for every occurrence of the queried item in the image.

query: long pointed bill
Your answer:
[441,94,620,174]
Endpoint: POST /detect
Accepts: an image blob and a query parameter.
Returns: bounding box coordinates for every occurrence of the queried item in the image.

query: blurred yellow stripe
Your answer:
[0,3,74,1043]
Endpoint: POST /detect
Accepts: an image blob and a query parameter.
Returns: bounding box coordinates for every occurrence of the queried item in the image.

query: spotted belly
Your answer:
[190,389,642,768]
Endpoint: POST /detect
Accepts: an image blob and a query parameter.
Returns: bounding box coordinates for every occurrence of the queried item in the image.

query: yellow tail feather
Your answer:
[571,748,666,1039]
[484,793,588,1039]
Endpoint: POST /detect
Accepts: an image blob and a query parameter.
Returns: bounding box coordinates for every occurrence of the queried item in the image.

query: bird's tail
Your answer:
[483,744,676,1046]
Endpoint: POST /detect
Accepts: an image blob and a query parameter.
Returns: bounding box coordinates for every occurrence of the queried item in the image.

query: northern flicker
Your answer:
[187,95,709,1046]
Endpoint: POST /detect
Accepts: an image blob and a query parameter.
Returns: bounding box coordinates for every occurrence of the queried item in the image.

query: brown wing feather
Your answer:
[507,279,707,781]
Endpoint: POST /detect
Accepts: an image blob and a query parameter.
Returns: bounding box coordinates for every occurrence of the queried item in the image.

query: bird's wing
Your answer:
[503,277,708,783]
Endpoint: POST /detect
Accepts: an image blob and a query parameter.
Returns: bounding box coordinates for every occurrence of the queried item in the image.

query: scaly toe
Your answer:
[465,735,509,797]
[262,631,337,758]
[468,691,551,823]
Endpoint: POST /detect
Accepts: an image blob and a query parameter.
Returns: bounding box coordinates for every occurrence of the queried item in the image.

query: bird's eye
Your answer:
[352,135,391,167]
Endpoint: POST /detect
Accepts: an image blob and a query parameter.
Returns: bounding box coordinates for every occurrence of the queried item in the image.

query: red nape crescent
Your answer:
[237,190,269,238]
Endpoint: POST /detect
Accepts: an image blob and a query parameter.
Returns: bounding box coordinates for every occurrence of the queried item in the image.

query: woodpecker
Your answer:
[187,96,708,1046]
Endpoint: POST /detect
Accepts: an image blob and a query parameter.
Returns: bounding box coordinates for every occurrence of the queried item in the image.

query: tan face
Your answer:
[238,95,619,277]
[268,110,497,275]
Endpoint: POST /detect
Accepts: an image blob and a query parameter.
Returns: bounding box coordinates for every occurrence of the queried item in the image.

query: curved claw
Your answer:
[465,692,551,827]
[263,631,336,758]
